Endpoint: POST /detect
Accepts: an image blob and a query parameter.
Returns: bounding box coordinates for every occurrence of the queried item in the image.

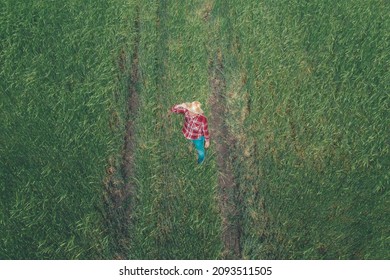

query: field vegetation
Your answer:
[0,0,135,258]
[1,0,388,259]
[215,0,389,259]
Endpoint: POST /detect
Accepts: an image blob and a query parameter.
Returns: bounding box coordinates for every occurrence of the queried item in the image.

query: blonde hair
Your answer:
[186,101,204,115]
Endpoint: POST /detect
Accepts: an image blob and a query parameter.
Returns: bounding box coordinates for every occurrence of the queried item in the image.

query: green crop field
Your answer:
[1,0,388,260]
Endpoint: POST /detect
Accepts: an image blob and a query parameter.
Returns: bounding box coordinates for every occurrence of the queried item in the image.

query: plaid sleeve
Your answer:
[171,105,188,114]
[202,117,210,140]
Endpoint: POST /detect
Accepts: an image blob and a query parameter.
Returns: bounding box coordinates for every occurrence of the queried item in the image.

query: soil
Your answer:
[103,11,140,260]
[208,49,242,259]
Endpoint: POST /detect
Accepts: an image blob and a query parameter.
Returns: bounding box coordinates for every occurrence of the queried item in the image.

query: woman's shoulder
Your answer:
[197,114,208,122]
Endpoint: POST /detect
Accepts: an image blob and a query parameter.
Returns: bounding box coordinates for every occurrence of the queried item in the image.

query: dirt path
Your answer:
[103,9,140,260]
[209,49,242,259]
[121,13,140,212]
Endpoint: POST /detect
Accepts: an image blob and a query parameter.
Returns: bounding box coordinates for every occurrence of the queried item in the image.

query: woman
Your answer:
[170,101,210,164]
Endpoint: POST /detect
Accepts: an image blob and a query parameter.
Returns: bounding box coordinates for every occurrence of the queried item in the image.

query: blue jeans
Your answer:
[191,136,205,164]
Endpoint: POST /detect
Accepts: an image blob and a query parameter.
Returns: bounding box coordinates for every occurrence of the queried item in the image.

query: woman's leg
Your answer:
[191,136,206,164]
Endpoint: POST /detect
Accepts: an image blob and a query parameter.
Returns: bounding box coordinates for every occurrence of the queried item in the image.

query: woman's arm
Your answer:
[170,103,188,114]
[202,117,210,148]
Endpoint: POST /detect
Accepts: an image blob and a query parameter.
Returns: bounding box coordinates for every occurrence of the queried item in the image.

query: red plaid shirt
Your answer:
[171,105,210,141]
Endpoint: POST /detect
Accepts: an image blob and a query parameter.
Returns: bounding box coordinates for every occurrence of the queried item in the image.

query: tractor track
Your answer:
[103,8,140,260]
[209,49,242,259]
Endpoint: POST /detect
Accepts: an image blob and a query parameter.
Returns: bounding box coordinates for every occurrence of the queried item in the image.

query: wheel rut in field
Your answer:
[103,9,140,260]
[209,49,242,259]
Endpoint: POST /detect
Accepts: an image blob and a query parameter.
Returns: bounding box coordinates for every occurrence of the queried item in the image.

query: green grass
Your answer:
[128,0,221,259]
[213,0,389,259]
[1,0,388,259]
[0,0,135,259]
